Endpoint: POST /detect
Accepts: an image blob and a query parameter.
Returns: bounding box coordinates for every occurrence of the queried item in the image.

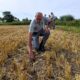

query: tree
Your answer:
[22,18,31,24]
[0,17,2,22]
[3,11,14,22]
[14,17,20,22]
[22,18,29,22]
[60,15,74,21]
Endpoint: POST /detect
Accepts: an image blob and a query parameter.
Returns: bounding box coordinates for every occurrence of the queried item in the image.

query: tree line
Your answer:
[0,11,80,26]
[56,15,80,26]
[0,11,31,25]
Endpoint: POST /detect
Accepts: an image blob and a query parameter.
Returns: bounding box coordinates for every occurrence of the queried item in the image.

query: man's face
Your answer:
[35,13,43,22]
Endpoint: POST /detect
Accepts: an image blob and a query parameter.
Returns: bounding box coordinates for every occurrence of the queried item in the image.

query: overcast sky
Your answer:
[0,0,80,20]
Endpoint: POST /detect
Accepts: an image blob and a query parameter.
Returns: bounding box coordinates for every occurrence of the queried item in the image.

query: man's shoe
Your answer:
[35,48,40,52]
[39,46,45,52]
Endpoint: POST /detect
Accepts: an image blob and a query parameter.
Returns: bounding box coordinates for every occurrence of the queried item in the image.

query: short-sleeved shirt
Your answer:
[29,17,49,33]
[43,17,50,25]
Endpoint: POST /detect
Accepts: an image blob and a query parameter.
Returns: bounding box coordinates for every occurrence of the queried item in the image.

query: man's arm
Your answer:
[28,32,33,52]
[28,20,34,52]
[28,32,35,60]
[45,25,50,32]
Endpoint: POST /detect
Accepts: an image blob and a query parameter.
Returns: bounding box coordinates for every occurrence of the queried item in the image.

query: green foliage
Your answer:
[22,18,31,24]
[0,17,2,22]
[0,11,80,26]
[3,11,15,22]
[57,26,80,33]
[0,11,31,25]
[3,11,11,16]
[0,21,31,25]
[55,19,80,27]
[60,15,74,21]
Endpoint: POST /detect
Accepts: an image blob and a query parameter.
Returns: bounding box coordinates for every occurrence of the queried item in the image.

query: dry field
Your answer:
[0,25,80,80]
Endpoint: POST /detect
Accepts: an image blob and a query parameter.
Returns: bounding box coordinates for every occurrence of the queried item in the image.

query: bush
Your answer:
[0,21,31,25]
[55,20,80,27]
[60,15,74,21]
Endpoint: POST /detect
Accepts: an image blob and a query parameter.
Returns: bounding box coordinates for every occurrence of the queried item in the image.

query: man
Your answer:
[49,12,56,29]
[28,12,50,61]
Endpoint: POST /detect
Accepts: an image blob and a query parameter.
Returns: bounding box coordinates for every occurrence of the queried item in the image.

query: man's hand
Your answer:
[28,32,35,61]
[44,27,50,33]
[29,50,35,61]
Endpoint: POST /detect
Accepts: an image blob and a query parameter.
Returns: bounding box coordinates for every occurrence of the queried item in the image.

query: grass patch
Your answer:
[56,25,80,33]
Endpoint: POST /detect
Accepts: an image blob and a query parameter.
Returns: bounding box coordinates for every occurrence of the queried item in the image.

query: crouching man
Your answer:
[28,12,50,61]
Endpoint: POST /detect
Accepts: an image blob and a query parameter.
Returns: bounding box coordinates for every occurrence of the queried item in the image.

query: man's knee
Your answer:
[32,37,39,49]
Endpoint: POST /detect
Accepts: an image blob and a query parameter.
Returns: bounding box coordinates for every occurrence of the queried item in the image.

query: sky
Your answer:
[0,0,80,20]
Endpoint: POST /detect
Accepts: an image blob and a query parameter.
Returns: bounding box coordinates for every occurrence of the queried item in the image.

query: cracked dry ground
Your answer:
[0,26,80,80]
